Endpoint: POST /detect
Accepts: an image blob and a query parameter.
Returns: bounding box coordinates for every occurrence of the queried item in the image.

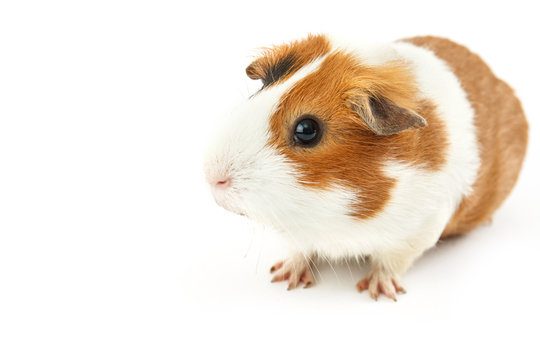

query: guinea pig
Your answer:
[204,34,528,300]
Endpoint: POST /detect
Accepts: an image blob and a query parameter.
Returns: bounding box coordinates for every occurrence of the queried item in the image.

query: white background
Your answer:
[1,0,539,359]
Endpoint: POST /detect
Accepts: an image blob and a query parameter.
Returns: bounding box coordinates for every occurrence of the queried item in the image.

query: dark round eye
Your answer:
[293,117,321,146]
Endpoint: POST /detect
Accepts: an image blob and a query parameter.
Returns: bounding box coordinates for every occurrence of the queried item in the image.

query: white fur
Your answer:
[204,57,328,218]
[205,37,480,276]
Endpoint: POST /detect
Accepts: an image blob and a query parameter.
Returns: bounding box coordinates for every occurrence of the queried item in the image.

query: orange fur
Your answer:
[266,50,448,219]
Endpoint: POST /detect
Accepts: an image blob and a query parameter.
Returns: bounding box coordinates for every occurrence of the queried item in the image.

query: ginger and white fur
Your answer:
[205,37,480,301]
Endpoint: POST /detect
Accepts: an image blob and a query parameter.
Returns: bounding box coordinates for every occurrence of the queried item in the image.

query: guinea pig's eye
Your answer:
[293,117,322,146]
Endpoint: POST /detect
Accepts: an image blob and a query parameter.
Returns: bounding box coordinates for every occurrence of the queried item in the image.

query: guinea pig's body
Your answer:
[205,35,528,300]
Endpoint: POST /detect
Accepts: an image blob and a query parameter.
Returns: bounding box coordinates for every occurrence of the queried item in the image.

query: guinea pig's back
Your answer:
[405,36,528,238]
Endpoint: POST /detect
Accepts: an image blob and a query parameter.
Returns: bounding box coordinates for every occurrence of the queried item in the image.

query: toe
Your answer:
[271,270,290,283]
[356,278,370,292]
[379,281,397,301]
[287,273,301,290]
[301,271,314,288]
[368,279,380,300]
[270,261,284,274]
[392,279,406,294]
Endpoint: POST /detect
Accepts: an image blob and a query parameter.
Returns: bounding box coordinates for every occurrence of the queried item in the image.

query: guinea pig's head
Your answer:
[204,34,427,231]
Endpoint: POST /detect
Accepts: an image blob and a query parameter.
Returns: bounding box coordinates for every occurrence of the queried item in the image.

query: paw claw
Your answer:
[270,261,284,274]
[287,282,298,291]
[270,256,314,290]
[392,279,406,294]
[357,271,405,302]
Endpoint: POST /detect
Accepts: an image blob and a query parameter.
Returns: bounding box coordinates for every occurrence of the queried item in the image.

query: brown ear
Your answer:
[244,34,331,88]
[351,95,427,136]
[245,54,297,87]
[245,62,261,80]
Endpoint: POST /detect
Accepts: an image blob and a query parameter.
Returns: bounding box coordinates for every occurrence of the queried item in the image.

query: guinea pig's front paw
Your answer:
[270,254,314,290]
[356,270,406,302]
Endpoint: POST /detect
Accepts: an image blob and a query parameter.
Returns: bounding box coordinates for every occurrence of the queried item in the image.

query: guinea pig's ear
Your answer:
[245,34,331,88]
[245,60,264,81]
[350,95,427,136]
[245,54,297,88]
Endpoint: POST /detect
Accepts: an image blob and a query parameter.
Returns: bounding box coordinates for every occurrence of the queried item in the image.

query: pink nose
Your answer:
[214,177,231,189]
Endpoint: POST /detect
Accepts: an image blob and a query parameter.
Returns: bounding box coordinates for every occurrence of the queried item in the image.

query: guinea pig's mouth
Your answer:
[216,200,247,217]
[210,189,246,217]
[220,202,246,217]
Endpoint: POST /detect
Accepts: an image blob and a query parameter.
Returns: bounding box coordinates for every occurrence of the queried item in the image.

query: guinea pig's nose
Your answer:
[214,177,231,189]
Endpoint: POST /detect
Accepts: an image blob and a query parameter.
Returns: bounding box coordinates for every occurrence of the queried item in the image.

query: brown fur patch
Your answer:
[405,36,528,237]
[245,34,331,87]
[267,51,448,219]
